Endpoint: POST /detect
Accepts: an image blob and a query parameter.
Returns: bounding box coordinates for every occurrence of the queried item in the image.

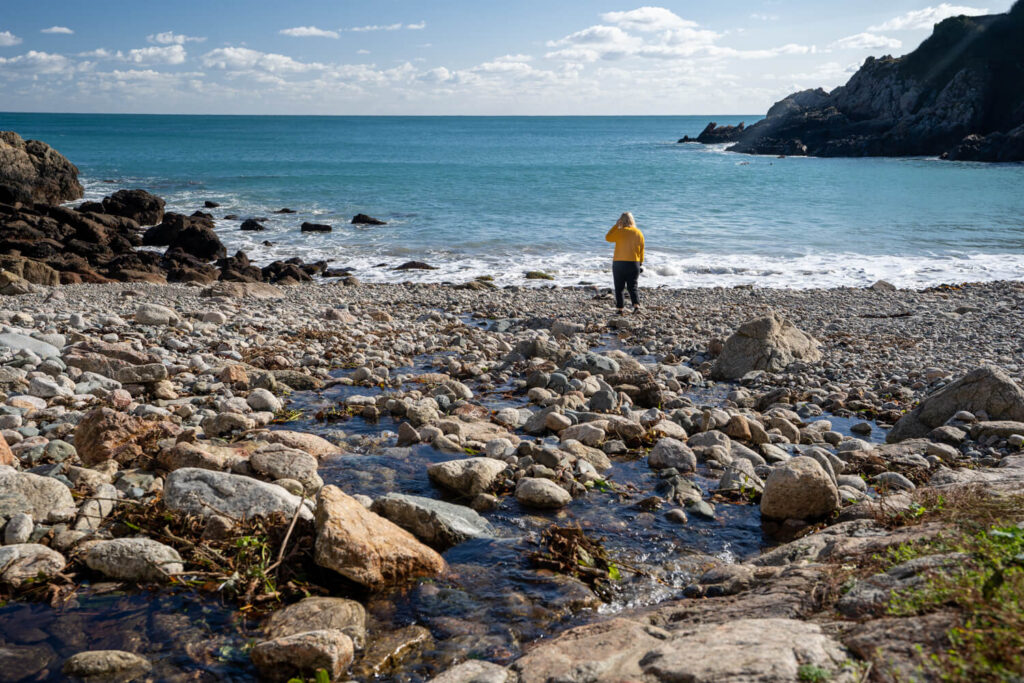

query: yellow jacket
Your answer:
[605,225,645,262]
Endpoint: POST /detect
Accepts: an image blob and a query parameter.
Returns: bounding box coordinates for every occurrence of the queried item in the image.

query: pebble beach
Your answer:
[2,276,1024,681]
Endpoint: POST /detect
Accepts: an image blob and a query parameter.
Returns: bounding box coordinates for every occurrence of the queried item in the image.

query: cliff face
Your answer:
[729,0,1024,161]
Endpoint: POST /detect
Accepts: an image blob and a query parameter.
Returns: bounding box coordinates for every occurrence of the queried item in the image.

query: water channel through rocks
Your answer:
[0,330,887,682]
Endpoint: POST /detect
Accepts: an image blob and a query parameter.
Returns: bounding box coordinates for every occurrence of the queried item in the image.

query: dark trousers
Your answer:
[612,261,641,308]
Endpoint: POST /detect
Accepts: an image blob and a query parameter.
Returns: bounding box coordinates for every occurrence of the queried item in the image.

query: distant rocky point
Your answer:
[678,122,745,144]
[701,1,1024,161]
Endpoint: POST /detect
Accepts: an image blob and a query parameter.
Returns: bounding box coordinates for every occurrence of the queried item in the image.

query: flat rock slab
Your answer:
[0,332,60,359]
[371,493,495,549]
[164,467,312,521]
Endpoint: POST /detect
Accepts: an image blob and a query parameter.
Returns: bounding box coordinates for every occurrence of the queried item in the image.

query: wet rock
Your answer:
[0,543,65,586]
[300,222,332,233]
[353,625,433,679]
[314,485,445,589]
[371,493,494,549]
[395,261,437,270]
[430,660,513,683]
[0,467,77,522]
[251,630,354,681]
[265,597,366,648]
[101,189,165,225]
[83,538,183,582]
[164,467,312,521]
[258,429,337,458]
[712,312,822,379]
[888,366,1024,442]
[515,477,572,508]
[62,650,152,681]
[427,457,507,496]
[648,437,696,472]
[760,456,840,521]
[352,213,387,225]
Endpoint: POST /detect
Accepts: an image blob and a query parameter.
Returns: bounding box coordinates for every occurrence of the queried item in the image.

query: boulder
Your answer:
[648,437,697,472]
[760,456,840,520]
[427,457,508,496]
[0,131,83,204]
[0,544,66,586]
[300,222,332,233]
[163,467,312,521]
[0,467,77,522]
[314,485,446,589]
[371,493,495,549]
[250,445,323,495]
[101,189,165,225]
[74,407,174,466]
[888,366,1024,442]
[0,332,60,359]
[251,630,354,681]
[259,430,338,458]
[83,538,183,582]
[264,597,366,647]
[713,312,821,379]
[62,651,152,681]
[352,213,387,225]
[240,219,265,231]
[134,303,179,325]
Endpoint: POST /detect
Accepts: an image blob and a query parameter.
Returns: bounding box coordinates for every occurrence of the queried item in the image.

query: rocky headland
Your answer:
[710,1,1024,161]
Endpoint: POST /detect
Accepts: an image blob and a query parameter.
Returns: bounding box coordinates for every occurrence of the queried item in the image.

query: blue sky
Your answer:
[0,1,1013,114]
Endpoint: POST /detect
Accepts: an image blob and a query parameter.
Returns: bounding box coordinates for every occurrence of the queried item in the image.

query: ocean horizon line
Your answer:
[0,110,763,119]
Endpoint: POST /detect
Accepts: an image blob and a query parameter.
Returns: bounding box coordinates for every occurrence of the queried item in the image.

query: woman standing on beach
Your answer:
[605,212,645,313]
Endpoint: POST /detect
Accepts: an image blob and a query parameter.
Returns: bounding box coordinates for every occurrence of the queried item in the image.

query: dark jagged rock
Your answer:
[0,131,84,204]
[273,208,296,214]
[100,189,165,226]
[678,122,745,144]
[204,200,220,208]
[729,2,1024,162]
[240,219,265,231]
[395,261,437,271]
[352,213,387,225]
[216,251,263,282]
[301,222,332,233]
[143,213,225,261]
[262,260,313,284]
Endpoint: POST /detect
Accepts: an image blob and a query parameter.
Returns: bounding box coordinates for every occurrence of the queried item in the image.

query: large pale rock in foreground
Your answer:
[84,538,183,582]
[712,312,821,379]
[888,366,1024,442]
[265,597,366,647]
[0,130,83,204]
[370,493,494,549]
[164,467,312,521]
[0,467,77,522]
[760,456,840,520]
[640,618,856,682]
[314,486,446,590]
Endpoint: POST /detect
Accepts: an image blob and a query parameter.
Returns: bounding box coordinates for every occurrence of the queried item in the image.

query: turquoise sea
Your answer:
[2,112,1023,288]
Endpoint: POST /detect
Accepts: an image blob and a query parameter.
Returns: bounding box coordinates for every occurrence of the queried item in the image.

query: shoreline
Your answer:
[1,278,1023,680]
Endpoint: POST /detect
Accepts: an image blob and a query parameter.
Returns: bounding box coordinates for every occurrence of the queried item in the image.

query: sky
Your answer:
[0,1,1014,115]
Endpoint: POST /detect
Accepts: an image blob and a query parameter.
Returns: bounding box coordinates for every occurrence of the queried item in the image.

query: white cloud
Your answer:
[600,7,697,31]
[41,26,74,35]
[406,22,426,30]
[280,26,339,39]
[0,50,70,74]
[147,31,205,45]
[347,23,403,32]
[494,54,533,63]
[0,31,22,47]
[357,49,371,55]
[829,32,902,50]
[201,47,326,73]
[869,4,988,31]
[750,13,779,21]
[125,44,187,65]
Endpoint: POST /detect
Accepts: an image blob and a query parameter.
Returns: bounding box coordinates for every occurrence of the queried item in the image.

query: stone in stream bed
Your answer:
[265,597,367,648]
[647,437,696,472]
[760,456,840,521]
[0,544,66,586]
[250,444,323,495]
[251,629,354,681]
[515,477,572,509]
[314,485,446,590]
[83,538,183,582]
[62,650,152,681]
[427,457,508,496]
[371,493,495,549]
[430,660,514,683]
[258,429,337,458]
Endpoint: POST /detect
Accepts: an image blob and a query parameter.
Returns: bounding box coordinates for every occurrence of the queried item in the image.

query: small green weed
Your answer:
[797,664,831,682]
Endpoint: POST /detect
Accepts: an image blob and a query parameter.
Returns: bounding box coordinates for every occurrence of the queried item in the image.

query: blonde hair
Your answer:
[615,212,636,228]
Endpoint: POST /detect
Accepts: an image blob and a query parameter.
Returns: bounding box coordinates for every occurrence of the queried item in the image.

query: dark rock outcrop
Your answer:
[678,122,746,144]
[240,219,265,231]
[301,222,332,233]
[727,2,1024,161]
[0,131,84,204]
[395,261,436,271]
[352,213,387,225]
[100,189,165,226]
[143,213,226,261]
